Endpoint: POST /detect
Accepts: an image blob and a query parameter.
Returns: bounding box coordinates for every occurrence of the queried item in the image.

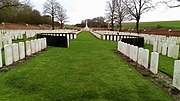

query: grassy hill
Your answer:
[122,20,180,30]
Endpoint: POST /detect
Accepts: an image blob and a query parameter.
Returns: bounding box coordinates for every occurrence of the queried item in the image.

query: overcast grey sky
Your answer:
[30,0,180,25]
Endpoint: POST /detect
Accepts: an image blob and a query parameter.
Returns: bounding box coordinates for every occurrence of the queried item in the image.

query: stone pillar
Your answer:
[12,43,19,62]
[150,52,159,74]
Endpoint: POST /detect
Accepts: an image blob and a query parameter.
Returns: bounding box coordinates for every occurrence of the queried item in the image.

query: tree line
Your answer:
[0,0,68,29]
[75,17,108,28]
[105,0,180,33]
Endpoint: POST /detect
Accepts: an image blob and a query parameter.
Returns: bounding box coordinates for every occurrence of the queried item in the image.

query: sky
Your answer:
[29,0,180,25]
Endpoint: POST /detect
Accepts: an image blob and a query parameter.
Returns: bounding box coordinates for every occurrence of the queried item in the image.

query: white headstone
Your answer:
[167,44,174,58]
[35,39,39,52]
[162,43,167,55]
[12,43,19,62]
[67,36,69,48]
[4,44,13,66]
[138,48,143,65]
[173,60,180,90]
[172,45,179,59]
[41,38,45,50]
[0,49,2,67]
[31,40,36,54]
[153,41,157,52]
[132,46,138,62]
[19,42,25,60]
[44,38,47,48]
[26,41,31,56]
[0,38,2,49]
[129,45,134,59]
[38,39,42,51]
[157,42,162,53]
[142,49,149,69]
[126,44,131,57]
[150,52,159,74]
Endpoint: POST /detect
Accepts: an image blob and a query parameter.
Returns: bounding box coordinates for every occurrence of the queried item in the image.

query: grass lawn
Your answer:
[0,32,172,101]
[122,20,180,30]
[144,44,179,77]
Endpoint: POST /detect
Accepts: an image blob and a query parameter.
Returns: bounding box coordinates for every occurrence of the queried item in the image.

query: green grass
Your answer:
[0,32,172,101]
[64,25,76,29]
[144,44,178,77]
[122,20,180,30]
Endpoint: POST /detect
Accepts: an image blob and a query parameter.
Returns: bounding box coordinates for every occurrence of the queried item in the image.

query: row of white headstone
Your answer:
[1,29,80,39]
[0,38,47,67]
[142,34,180,46]
[153,41,179,59]
[118,41,159,74]
[90,31,102,39]
[118,41,180,90]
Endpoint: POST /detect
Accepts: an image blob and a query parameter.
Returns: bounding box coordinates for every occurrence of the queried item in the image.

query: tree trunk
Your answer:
[60,21,63,29]
[136,18,140,34]
[52,14,55,30]
[111,18,114,31]
[119,21,122,32]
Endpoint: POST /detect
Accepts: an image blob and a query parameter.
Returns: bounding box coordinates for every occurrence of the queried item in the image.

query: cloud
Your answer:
[30,0,180,25]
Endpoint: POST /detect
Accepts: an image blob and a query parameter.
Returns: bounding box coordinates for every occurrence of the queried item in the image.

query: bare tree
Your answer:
[0,0,29,9]
[123,0,154,33]
[105,0,116,31]
[56,5,68,29]
[43,0,60,30]
[160,0,180,8]
[115,0,129,31]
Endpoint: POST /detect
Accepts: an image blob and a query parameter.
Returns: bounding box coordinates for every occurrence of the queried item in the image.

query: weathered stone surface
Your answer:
[4,44,13,66]
[173,60,180,90]
[12,43,19,62]
[150,52,159,74]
